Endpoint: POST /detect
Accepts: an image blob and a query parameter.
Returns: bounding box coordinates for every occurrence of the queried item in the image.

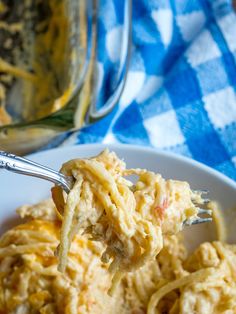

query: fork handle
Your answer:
[0,151,70,192]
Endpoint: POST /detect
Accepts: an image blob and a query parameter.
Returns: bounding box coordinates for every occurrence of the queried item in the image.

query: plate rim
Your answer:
[28,143,236,189]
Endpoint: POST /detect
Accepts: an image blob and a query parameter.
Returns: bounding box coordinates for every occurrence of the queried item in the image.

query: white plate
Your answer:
[1,144,236,251]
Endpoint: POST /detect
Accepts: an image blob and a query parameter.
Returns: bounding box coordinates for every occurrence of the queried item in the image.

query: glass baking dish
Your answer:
[0,0,131,154]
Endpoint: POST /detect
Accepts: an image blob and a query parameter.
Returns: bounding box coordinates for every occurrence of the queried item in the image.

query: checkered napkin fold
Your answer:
[62,0,236,180]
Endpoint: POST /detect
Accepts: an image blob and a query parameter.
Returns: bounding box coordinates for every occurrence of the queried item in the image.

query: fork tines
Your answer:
[193,189,209,195]
[197,208,212,215]
[189,217,212,225]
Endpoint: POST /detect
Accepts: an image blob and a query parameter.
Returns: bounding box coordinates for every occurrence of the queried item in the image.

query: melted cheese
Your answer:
[53,149,204,293]
[0,202,235,314]
[1,151,234,314]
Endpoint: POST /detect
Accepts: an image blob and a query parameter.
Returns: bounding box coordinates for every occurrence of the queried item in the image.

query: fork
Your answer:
[0,150,212,226]
[0,151,73,193]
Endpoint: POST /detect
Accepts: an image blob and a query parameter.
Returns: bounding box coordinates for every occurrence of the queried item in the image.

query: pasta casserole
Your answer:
[52,149,206,290]
[0,200,235,313]
[0,149,235,313]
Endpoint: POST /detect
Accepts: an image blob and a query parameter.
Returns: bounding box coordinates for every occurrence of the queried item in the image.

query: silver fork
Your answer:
[0,151,73,193]
[0,151,212,226]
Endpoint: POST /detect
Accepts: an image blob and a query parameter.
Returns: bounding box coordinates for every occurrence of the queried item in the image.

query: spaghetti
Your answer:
[0,214,119,313]
[0,203,235,313]
[0,150,235,313]
[52,149,203,286]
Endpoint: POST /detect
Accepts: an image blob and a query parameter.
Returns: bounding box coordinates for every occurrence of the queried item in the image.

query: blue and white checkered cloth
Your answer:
[61,0,236,180]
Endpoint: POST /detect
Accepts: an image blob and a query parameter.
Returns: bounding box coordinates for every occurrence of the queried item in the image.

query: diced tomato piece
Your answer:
[154,197,168,220]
